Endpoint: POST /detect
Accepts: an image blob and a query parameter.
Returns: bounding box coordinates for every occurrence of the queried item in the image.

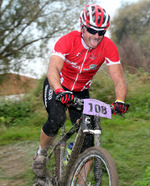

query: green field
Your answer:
[0,69,150,186]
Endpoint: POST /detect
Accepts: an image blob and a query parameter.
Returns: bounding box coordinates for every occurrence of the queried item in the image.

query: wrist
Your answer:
[115,99,124,103]
[55,88,64,94]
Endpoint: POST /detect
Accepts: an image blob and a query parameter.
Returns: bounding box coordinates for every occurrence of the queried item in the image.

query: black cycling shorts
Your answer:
[42,78,94,150]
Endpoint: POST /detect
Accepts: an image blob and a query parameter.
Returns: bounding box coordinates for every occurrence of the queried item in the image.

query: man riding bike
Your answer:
[32,4,129,185]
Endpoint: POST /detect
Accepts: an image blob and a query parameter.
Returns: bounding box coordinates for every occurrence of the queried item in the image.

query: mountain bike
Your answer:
[46,97,129,186]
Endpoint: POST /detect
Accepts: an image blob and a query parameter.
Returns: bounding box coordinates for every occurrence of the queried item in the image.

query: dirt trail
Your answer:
[0,141,38,186]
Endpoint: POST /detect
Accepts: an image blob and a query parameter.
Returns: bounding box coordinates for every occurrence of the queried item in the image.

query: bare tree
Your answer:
[0,0,93,78]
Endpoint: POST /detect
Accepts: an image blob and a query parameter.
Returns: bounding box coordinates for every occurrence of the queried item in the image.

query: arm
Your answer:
[47,55,64,91]
[107,64,127,102]
[47,54,74,104]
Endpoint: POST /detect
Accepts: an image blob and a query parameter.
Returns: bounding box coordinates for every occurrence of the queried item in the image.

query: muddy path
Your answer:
[0,141,39,186]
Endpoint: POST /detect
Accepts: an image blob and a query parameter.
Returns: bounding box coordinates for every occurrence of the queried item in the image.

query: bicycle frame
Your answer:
[47,112,102,186]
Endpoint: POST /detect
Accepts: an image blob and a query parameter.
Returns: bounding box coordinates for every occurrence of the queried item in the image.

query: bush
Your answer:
[0,77,47,128]
[0,100,31,126]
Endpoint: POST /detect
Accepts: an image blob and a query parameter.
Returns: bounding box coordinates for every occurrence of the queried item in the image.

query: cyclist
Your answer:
[32,4,129,184]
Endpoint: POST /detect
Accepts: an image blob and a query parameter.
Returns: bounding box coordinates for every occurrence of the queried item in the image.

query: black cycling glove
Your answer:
[55,88,74,105]
[112,100,129,114]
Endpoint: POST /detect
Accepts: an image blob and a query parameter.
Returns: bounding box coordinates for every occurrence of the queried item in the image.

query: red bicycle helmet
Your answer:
[80,4,110,31]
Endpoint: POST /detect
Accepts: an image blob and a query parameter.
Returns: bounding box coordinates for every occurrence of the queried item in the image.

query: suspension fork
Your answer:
[74,115,102,185]
[94,115,101,147]
[94,115,102,185]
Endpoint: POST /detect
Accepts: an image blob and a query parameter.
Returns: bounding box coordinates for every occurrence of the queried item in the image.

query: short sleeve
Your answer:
[104,38,121,66]
[51,33,73,60]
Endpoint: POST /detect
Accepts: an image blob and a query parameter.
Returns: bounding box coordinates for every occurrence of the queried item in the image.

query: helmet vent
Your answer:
[98,16,101,24]
[103,15,106,24]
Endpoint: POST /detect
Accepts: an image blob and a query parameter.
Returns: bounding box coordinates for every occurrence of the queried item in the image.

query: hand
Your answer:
[55,88,74,105]
[112,100,129,114]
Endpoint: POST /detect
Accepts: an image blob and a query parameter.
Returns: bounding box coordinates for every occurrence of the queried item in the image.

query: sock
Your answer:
[37,145,46,155]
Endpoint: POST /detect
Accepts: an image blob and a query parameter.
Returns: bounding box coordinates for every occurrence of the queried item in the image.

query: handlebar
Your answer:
[56,96,130,117]
[70,97,84,111]
[55,94,84,110]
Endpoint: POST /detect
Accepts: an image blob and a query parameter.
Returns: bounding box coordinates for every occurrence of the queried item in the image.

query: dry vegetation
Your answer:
[0,73,37,96]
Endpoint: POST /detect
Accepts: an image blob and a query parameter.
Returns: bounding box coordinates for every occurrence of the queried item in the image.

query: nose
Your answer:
[94,33,104,40]
[94,33,100,38]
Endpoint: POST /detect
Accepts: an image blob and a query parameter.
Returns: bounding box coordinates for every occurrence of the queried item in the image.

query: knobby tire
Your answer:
[67,147,119,186]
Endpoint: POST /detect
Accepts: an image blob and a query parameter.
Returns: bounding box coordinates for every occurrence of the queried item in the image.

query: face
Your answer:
[81,27,104,49]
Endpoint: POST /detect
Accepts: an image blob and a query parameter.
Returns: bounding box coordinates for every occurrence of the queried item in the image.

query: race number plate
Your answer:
[83,99,111,119]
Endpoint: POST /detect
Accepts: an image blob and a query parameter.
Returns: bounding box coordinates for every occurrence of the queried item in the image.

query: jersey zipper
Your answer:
[71,49,89,91]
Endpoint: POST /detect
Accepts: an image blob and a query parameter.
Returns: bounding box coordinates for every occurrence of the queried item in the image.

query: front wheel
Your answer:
[67,147,119,186]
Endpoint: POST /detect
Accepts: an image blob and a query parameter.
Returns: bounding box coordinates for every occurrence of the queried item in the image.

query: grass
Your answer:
[0,69,150,185]
[101,117,150,186]
[0,126,41,145]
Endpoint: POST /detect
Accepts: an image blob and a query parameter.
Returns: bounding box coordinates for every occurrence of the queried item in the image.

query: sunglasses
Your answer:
[85,26,106,36]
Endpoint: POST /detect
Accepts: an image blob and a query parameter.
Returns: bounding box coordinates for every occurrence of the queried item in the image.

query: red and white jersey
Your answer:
[51,31,120,91]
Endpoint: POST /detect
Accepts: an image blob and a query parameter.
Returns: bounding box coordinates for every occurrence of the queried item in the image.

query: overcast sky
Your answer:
[97,0,139,18]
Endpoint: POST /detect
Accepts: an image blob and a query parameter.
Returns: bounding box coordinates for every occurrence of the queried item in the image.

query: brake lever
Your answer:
[118,113,125,117]
[68,97,83,111]
[55,94,62,101]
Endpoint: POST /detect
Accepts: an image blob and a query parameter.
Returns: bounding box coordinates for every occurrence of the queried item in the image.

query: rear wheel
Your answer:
[67,147,119,186]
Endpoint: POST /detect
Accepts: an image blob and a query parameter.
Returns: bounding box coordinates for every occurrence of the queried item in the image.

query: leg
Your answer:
[32,131,56,178]
[77,159,93,185]
[40,128,56,150]
[32,78,66,178]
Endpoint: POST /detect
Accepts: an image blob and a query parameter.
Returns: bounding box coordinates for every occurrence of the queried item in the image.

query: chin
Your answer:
[90,45,97,49]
